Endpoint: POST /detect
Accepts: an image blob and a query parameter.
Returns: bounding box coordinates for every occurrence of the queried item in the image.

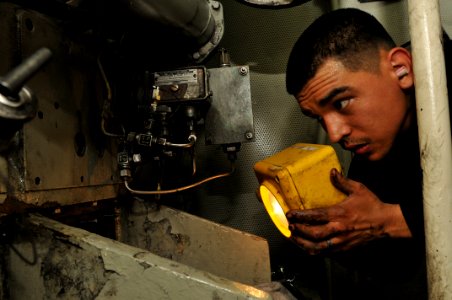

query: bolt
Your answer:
[239,66,248,76]
[193,52,201,60]
[245,131,253,140]
[185,106,196,118]
[211,1,220,10]
[164,150,173,157]
[132,153,142,163]
[170,84,179,92]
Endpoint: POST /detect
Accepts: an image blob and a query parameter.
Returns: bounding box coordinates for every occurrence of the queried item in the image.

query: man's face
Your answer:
[295,54,412,161]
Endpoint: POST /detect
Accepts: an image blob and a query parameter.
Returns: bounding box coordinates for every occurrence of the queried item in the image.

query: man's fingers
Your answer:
[286,209,330,224]
[289,222,332,240]
[290,236,337,255]
[330,168,356,195]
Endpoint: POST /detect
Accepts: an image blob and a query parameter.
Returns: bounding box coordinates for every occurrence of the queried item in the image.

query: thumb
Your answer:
[330,168,354,195]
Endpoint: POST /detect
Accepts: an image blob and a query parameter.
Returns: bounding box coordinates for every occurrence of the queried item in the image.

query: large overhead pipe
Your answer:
[121,0,224,62]
[407,0,452,298]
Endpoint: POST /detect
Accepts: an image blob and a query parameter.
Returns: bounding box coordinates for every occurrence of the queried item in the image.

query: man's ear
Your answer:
[388,47,414,90]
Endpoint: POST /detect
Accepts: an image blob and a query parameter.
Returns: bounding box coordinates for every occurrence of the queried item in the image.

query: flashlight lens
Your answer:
[260,185,291,237]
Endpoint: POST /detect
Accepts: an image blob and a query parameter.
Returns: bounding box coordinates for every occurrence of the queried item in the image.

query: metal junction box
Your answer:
[205,65,255,145]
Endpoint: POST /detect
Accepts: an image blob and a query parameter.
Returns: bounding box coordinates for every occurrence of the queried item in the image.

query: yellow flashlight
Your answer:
[253,143,346,238]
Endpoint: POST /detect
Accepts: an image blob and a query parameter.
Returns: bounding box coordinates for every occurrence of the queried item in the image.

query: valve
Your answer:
[0,48,52,120]
[0,48,52,150]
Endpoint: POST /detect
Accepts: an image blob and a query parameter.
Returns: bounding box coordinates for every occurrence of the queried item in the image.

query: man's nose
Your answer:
[322,115,350,144]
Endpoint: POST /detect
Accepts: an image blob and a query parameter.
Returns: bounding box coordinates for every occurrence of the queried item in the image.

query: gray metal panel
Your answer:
[205,65,254,144]
[333,0,410,45]
[191,1,326,253]
[441,0,452,36]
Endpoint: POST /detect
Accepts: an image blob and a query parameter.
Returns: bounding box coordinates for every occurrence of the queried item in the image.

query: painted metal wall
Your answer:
[188,0,418,268]
[189,1,327,273]
[185,0,452,295]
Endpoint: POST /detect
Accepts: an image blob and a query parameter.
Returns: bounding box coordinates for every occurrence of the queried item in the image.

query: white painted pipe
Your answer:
[407,0,452,298]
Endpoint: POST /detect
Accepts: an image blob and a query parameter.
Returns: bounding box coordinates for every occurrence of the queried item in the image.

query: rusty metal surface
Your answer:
[6,214,273,300]
[0,3,119,209]
[0,4,18,197]
[124,200,272,286]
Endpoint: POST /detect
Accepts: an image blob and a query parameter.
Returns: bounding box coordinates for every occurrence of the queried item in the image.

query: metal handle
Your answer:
[0,47,52,98]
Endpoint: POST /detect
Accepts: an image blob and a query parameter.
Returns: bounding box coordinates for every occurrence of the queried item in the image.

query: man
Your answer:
[284,8,451,299]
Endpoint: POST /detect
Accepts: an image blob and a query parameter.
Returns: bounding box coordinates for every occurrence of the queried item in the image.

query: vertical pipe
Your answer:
[407,1,452,298]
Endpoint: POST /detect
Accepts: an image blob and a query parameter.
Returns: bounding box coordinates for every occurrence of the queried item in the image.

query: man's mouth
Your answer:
[343,143,370,155]
[353,144,370,155]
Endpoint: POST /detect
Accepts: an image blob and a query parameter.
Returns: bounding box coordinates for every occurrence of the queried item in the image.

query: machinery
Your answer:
[0,0,280,299]
[113,54,255,196]
[2,0,442,299]
[0,0,255,210]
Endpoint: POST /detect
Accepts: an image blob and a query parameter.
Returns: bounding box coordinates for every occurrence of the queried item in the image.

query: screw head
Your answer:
[132,153,142,163]
[211,1,220,10]
[239,67,248,76]
[245,131,253,140]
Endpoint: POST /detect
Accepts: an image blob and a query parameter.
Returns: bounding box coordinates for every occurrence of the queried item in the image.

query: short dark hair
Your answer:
[286,8,396,95]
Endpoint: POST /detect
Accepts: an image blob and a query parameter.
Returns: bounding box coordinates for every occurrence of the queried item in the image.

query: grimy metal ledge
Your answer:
[5,210,274,299]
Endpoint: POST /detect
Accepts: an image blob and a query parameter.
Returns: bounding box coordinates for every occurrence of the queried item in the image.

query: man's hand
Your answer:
[286,168,412,255]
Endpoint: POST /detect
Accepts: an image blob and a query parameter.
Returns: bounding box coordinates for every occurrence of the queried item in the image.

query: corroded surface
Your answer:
[124,200,272,286]
[6,214,273,300]
[0,3,119,212]
[143,217,191,260]
[41,239,110,299]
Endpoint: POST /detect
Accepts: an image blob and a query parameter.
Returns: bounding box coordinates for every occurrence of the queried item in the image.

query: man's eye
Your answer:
[334,99,352,110]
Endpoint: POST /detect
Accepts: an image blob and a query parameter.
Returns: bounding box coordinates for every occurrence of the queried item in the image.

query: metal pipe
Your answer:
[124,163,235,195]
[164,134,197,148]
[121,0,224,61]
[0,48,52,97]
[407,0,452,298]
[123,0,214,45]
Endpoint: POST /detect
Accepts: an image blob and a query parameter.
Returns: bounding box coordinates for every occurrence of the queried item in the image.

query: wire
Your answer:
[192,155,197,176]
[98,57,125,138]
[97,57,112,102]
[123,163,235,195]
[101,118,124,138]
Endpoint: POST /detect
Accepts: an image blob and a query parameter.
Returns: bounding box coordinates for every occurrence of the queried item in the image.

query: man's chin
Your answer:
[355,149,387,161]
[365,153,383,161]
